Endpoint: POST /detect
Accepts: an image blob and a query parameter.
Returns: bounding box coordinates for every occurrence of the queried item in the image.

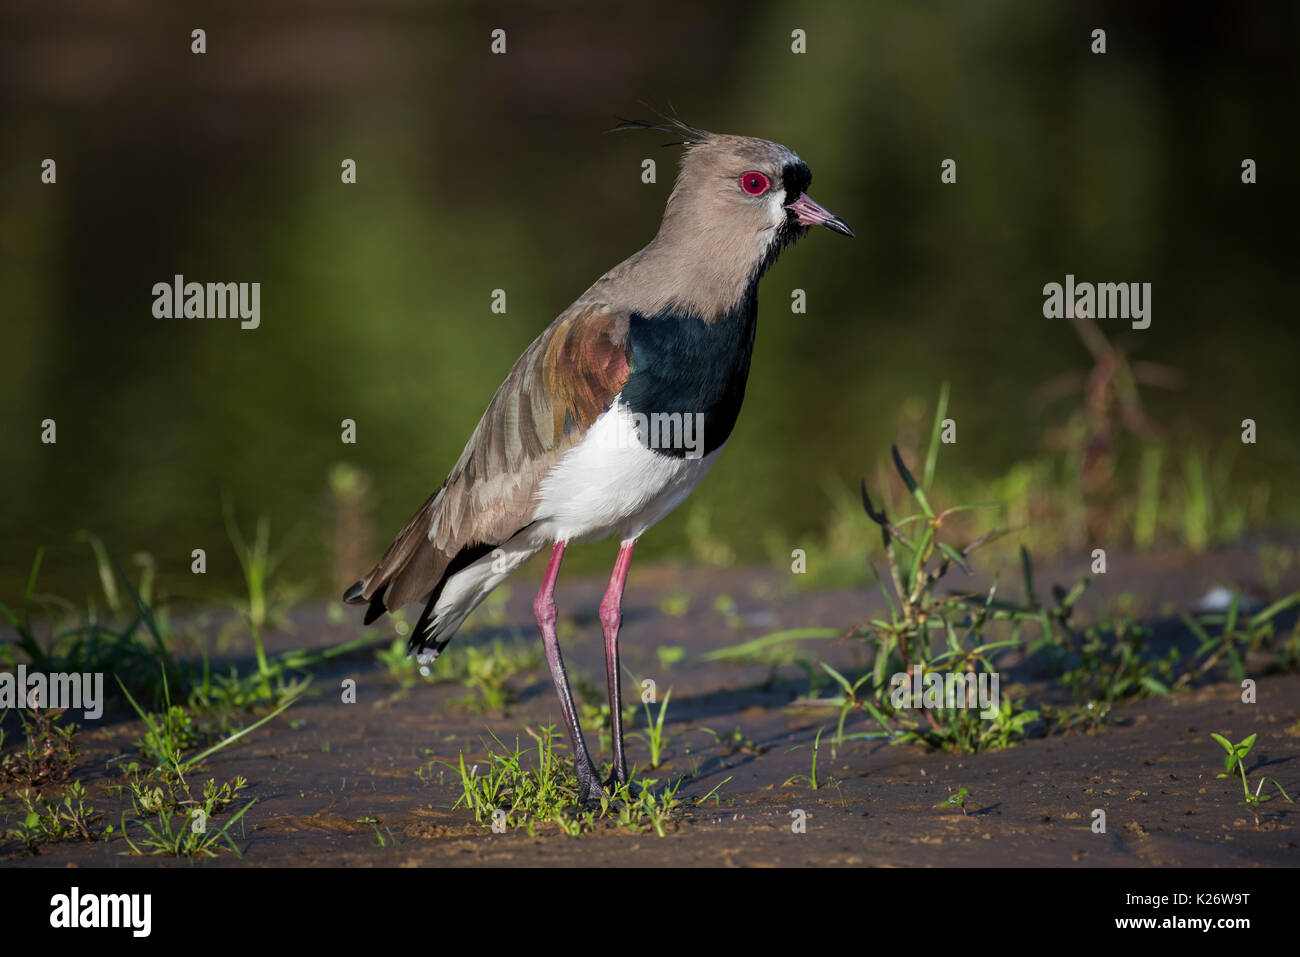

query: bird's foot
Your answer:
[576,769,608,810]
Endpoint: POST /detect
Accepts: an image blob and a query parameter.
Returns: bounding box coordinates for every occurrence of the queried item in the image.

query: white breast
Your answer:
[530,399,724,546]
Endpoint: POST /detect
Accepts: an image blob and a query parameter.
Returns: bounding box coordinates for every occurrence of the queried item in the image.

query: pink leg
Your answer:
[534,541,602,803]
[599,539,636,785]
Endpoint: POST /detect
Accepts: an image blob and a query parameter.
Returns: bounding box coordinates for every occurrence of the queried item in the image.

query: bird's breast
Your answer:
[531,400,725,544]
[618,292,759,458]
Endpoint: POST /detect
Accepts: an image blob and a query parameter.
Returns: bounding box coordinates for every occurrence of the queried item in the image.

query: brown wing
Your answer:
[345,302,631,617]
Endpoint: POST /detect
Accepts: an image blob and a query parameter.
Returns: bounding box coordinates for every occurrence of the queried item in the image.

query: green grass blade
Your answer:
[892,446,933,517]
[181,693,301,771]
[108,550,171,664]
[1250,592,1300,628]
[922,382,949,491]
[1019,546,1037,606]
[700,628,840,661]
[23,548,45,611]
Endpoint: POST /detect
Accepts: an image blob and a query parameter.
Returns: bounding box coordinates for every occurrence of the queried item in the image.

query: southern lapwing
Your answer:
[345,119,852,806]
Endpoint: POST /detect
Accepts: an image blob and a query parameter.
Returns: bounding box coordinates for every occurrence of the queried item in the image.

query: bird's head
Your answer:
[613,117,852,312]
[680,130,853,239]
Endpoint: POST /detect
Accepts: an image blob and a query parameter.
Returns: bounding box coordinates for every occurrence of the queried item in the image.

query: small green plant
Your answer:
[6,782,100,851]
[712,593,742,629]
[357,816,395,847]
[1184,591,1300,682]
[222,497,302,699]
[577,697,613,753]
[0,541,188,726]
[935,785,970,815]
[115,670,299,786]
[1210,732,1293,827]
[189,630,380,717]
[0,706,78,788]
[377,638,417,689]
[658,595,690,618]
[448,724,689,836]
[413,639,541,712]
[696,725,763,756]
[818,664,878,746]
[457,643,537,711]
[693,776,733,807]
[993,696,1039,748]
[3,528,369,726]
[712,386,1298,763]
[656,644,686,668]
[602,777,683,837]
[1059,618,1177,719]
[634,688,672,769]
[783,726,825,790]
[846,439,1042,753]
[139,705,203,762]
[452,725,592,833]
[119,774,254,857]
[128,669,208,774]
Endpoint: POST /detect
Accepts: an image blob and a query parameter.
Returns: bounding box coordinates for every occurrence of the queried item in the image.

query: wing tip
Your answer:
[348,582,388,625]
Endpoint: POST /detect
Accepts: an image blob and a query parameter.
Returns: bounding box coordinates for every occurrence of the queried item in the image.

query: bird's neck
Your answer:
[612,221,769,322]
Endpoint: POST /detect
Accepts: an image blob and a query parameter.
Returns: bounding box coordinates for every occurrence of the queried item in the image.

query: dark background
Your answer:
[2,0,1297,602]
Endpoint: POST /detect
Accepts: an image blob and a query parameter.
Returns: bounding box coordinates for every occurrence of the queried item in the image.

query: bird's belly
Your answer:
[531,400,724,545]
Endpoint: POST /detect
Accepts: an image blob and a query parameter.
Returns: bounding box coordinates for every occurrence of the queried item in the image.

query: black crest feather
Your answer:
[608,103,706,147]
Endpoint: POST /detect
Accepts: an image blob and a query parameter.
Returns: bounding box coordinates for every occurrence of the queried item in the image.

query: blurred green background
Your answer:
[2,1,1298,603]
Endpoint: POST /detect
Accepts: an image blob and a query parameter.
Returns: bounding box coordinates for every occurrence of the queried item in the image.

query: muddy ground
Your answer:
[2,546,1298,867]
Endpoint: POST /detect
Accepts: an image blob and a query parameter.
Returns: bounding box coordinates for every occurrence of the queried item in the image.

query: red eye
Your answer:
[740,171,771,196]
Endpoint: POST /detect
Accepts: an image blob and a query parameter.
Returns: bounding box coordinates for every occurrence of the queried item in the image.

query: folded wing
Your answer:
[344,302,632,621]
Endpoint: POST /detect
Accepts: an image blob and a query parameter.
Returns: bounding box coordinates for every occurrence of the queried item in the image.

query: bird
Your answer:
[344,117,853,806]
